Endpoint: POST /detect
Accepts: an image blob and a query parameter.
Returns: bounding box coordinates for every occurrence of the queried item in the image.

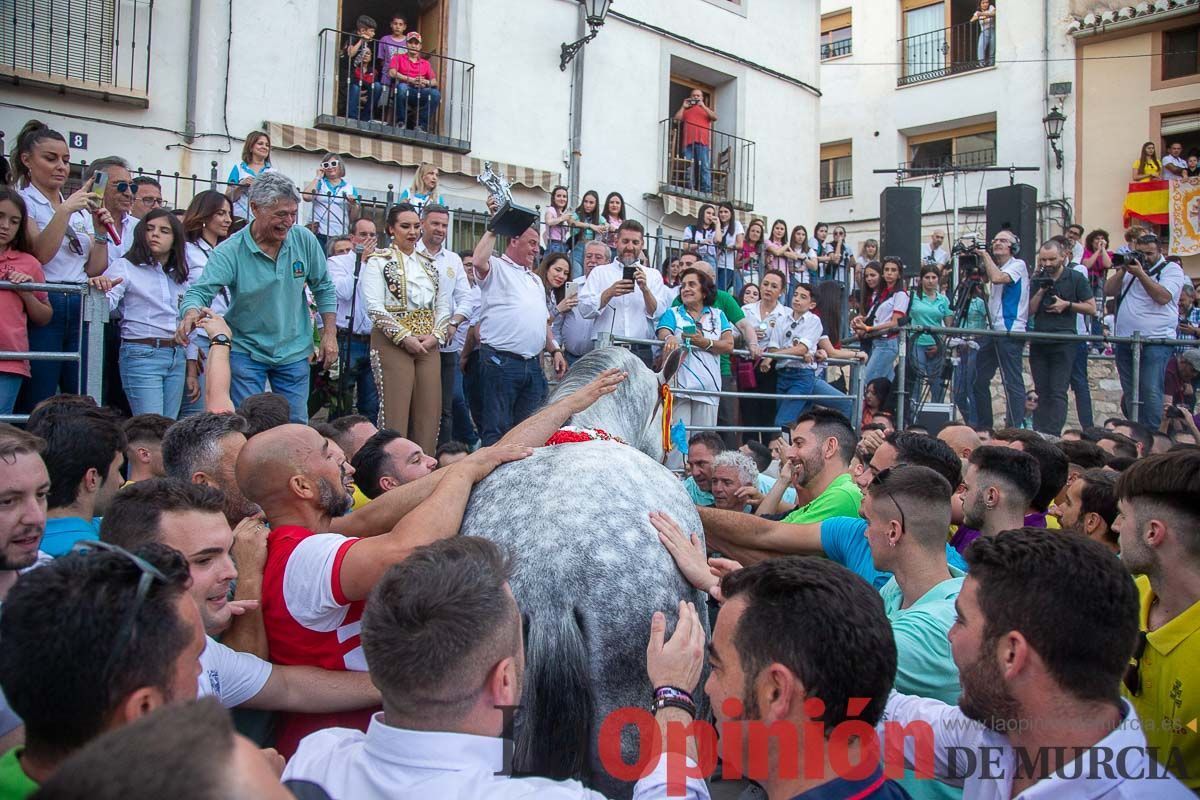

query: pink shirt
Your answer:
[0,251,48,377]
[388,53,436,83]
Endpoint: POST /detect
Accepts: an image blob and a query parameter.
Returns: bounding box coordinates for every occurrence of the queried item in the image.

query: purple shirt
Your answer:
[951,512,1048,555]
[376,35,407,84]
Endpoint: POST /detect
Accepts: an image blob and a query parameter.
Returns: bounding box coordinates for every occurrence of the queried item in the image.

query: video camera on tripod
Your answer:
[952,235,988,277]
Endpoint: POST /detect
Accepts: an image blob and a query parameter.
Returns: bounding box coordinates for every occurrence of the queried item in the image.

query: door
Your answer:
[903,2,946,79]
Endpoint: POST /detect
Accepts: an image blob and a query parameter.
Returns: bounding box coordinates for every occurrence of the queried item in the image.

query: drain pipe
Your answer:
[566,3,586,206]
[1042,0,1052,233]
[184,0,202,142]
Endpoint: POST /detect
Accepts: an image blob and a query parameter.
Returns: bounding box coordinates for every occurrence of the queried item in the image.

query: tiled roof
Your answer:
[1068,0,1199,33]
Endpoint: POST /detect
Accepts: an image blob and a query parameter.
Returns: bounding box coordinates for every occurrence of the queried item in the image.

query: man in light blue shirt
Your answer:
[682,431,796,508]
[179,173,338,423]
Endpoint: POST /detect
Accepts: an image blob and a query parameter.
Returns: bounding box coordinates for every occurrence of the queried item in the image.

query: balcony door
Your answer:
[339,0,447,56]
[902,2,945,80]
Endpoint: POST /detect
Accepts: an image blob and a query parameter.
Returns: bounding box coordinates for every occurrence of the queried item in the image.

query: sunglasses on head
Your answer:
[870,465,909,532]
[1123,630,1148,695]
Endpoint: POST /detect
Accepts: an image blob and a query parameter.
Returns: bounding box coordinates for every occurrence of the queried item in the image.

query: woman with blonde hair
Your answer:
[225,130,272,220]
[362,203,452,451]
[399,162,446,214]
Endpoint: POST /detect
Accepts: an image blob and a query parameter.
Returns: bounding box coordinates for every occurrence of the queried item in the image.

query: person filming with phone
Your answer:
[673,88,718,194]
[577,219,668,367]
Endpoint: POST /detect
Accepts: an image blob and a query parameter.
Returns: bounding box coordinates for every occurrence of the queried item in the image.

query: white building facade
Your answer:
[816,0,1078,251]
[1,0,820,249]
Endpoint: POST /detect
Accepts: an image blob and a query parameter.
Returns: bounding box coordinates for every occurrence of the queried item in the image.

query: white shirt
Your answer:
[870,289,912,332]
[283,713,710,800]
[19,183,93,283]
[921,243,950,267]
[362,248,453,343]
[577,260,668,343]
[105,257,191,340]
[1114,257,1186,338]
[717,220,744,274]
[197,636,272,708]
[987,257,1030,332]
[656,305,731,404]
[1071,241,1085,265]
[309,178,358,237]
[1162,153,1188,179]
[474,254,549,359]
[741,300,791,350]
[448,285,481,353]
[881,693,1193,799]
[326,251,372,335]
[106,213,139,264]
[1072,263,1091,336]
[768,309,823,372]
[417,240,473,353]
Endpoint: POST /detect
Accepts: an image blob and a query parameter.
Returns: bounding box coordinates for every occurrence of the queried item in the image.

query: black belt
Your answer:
[482,344,538,361]
[338,328,371,344]
[123,337,181,349]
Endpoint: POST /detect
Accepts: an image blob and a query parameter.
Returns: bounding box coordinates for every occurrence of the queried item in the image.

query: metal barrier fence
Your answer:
[599,332,867,437]
[0,282,107,424]
[894,324,1195,430]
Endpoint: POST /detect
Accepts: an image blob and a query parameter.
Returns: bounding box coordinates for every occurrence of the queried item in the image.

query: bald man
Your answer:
[937,424,981,462]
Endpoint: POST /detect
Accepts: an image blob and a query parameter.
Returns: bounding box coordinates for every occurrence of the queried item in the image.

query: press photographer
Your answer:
[971,230,1029,429]
[1027,239,1094,435]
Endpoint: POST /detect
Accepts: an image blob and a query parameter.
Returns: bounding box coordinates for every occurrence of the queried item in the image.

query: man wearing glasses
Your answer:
[83,156,140,263]
[1114,450,1200,791]
[972,229,1029,430]
[130,176,163,219]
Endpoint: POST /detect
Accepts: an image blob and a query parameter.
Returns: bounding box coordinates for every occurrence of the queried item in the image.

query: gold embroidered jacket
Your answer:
[361,246,452,345]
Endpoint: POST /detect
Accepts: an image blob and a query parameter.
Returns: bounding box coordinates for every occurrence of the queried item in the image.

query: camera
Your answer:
[952,238,985,276]
[1033,274,1058,309]
[1111,252,1141,269]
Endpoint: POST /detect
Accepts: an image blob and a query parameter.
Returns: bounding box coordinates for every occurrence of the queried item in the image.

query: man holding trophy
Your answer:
[470,164,566,444]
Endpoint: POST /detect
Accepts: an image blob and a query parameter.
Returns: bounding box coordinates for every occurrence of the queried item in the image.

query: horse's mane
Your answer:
[549,348,660,457]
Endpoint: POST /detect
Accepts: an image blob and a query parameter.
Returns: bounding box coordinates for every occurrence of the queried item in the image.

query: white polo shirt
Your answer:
[19,184,94,283]
[325,252,372,335]
[1114,258,1186,338]
[283,713,710,799]
[474,254,547,359]
[417,240,473,354]
[987,258,1030,332]
[577,260,668,344]
[197,636,272,708]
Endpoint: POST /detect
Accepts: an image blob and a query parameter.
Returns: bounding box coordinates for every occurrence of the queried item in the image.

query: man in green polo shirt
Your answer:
[178,172,338,424]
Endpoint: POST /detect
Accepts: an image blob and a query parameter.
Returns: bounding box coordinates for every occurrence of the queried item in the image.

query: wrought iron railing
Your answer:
[0,0,153,102]
[315,28,473,154]
[820,179,853,199]
[898,19,992,86]
[906,147,996,173]
[821,38,852,60]
[658,119,756,211]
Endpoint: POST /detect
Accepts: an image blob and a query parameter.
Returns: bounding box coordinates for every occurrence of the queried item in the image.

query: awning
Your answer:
[656,191,761,226]
[265,122,561,193]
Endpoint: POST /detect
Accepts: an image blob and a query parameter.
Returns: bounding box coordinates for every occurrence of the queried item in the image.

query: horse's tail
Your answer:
[515,608,594,782]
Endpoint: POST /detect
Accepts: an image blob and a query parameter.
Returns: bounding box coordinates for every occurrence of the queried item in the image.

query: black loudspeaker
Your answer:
[879,186,922,278]
[985,184,1038,258]
[912,402,955,437]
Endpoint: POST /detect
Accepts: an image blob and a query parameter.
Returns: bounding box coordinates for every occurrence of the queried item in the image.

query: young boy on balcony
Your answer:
[345,15,382,122]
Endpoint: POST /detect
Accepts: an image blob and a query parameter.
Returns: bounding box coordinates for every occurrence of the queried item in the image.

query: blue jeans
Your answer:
[347,81,383,121]
[439,350,478,446]
[1115,342,1173,430]
[1070,342,1094,429]
[228,350,312,423]
[682,143,712,193]
[394,84,440,129]
[25,290,84,406]
[569,240,588,281]
[0,373,22,416]
[977,27,994,64]
[179,337,209,419]
[953,345,979,426]
[863,337,899,384]
[774,369,854,427]
[478,346,547,445]
[972,337,1026,429]
[545,240,569,256]
[119,343,187,418]
[331,337,379,423]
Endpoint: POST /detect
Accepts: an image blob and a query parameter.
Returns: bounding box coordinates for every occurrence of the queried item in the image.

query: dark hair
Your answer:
[12,120,67,187]
[1109,419,1152,455]
[968,446,1040,510]
[421,202,450,219]
[880,256,904,291]
[0,423,44,462]
[435,440,471,460]
[236,393,290,438]
[794,407,855,465]
[1096,431,1138,461]
[865,377,893,411]
[362,537,518,724]
[122,414,173,446]
[32,412,126,510]
[0,188,35,254]
[327,414,374,456]
[813,281,844,346]
[574,190,600,224]
[886,431,963,488]
[124,208,189,283]
[0,544,193,762]
[537,251,571,303]
[687,431,726,455]
[131,175,161,191]
[736,282,760,305]
[965,528,1138,704]
[860,260,883,310]
[386,202,420,231]
[1080,425,1107,442]
[741,440,772,472]
[1077,469,1119,537]
[868,464,953,546]
[356,14,377,30]
[1106,455,1136,471]
[1084,229,1109,252]
[761,268,787,291]
[677,267,717,306]
[720,557,896,734]
[1015,438,1069,512]
[1057,439,1108,471]
[239,130,270,167]
[548,184,569,211]
[617,218,644,238]
[31,698,236,800]
[602,191,626,222]
[182,190,233,245]
[1114,450,1200,558]
[100,478,227,551]
[693,204,716,233]
[25,393,101,431]
[768,219,788,244]
[161,412,248,482]
[351,429,407,499]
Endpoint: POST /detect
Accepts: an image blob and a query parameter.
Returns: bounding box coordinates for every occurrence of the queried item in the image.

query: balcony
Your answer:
[821,38,852,60]
[0,0,153,106]
[898,19,992,87]
[820,179,852,199]
[659,119,756,212]
[315,28,473,154]
[905,147,996,173]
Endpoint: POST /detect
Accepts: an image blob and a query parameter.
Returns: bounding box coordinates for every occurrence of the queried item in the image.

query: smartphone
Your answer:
[565,281,580,300]
[680,321,697,335]
[90,171,108,206]
[622,265,637,282]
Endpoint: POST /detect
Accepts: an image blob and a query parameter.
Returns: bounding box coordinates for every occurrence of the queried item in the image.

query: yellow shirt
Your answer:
[351,483,370,512]
[1123,575,1200,789]
[1132,158,1161,182]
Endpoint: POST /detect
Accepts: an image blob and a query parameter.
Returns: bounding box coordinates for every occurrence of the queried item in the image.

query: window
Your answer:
[820,142,852,199]
[907,123,996,170]
[821,10,852,60]
[1163,25,1200,81]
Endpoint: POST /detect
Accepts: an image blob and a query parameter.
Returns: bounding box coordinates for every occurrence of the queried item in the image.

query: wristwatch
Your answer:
[210,334,232,348]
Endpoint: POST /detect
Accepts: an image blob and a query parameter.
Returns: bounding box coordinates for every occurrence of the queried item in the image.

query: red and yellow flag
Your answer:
[1123,180,1169,227]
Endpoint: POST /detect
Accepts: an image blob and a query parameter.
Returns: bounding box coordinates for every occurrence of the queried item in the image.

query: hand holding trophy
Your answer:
[477,162,538,237]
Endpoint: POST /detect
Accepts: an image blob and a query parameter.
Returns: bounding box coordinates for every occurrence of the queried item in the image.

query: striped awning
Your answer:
[265,122,560,193]
[658,191,761,227]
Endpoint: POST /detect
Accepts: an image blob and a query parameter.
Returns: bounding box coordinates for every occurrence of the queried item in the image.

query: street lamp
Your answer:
[560,0,613,71]
[1043,106,1066,170]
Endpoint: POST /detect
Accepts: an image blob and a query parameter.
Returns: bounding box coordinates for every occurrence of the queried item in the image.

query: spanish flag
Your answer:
[1123,180,1169,227]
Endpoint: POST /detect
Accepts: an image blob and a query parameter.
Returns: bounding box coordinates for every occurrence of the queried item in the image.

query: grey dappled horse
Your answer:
[460,346,707,798]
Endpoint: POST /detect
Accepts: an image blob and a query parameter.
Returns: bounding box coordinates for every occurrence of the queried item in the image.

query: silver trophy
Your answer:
[477,162,538,237]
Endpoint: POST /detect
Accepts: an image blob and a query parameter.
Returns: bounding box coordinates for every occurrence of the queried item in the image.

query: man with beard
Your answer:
[100,480,380,717]
[1050,468,1118,553]
[236,424,530,755]
[1114,450,1200,790]
[882,529,1193,797]
[950,446,1041,555]
[349,430,438,500]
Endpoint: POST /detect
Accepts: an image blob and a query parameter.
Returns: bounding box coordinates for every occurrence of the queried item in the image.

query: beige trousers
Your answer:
[370,329,442,454]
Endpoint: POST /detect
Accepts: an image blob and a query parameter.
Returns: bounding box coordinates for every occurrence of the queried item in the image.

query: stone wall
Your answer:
[985,351,1124,428]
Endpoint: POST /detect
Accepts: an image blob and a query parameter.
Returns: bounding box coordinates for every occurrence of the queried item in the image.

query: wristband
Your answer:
[654,686,694,705]
[650,696,697,718]
[93,233,110,244]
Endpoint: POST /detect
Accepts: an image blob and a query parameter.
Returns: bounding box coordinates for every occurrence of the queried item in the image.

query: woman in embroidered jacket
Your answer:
[362,203,452,453]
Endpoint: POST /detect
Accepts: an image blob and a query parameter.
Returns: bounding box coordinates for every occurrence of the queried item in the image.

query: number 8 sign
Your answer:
[68,132,88,150]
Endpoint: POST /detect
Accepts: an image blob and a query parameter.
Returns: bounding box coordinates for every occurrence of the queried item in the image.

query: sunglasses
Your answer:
[321,160,340,169]
[64,226,84,256]
[70,540,168,678]
[115,181,140,195]
[1123,630,1147,695]
[870,466,909,532]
